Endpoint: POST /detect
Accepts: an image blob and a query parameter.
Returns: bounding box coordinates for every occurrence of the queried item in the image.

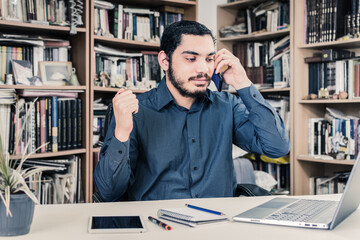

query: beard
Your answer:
[168,62,211,99]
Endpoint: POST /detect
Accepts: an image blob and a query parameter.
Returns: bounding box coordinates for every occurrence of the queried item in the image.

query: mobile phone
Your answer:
[88,216,147,233]
[212,65,229,92]
[212,69,223,92]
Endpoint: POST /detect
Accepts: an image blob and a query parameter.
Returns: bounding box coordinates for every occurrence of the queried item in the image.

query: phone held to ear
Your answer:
[212,65,229,92]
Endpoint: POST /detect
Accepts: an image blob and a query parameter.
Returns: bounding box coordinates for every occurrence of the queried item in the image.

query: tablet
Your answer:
[88,216,146,233]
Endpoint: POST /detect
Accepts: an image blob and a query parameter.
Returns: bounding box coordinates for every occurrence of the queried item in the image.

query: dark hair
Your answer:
[160,20,216,61]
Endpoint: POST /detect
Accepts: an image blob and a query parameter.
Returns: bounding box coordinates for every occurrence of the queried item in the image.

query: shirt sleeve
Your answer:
[93,116,137,202]
[232,84,290,158]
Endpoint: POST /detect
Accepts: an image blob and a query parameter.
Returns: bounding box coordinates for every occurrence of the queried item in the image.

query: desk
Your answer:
[1,195,359,240]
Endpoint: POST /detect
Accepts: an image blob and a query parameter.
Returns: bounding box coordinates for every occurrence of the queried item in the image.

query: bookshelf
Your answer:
[0,1,91,202]
[88,0,198,200]
[293,0,359,195]
[217,0,293,194]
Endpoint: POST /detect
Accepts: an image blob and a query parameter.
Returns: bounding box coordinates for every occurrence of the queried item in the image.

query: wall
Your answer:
[198,0,227,40]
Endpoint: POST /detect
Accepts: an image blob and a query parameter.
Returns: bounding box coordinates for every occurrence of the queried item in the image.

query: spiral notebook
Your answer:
[157,207,228,227]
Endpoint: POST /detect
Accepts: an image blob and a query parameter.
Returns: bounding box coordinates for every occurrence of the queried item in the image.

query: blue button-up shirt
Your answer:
[94,79,290,202]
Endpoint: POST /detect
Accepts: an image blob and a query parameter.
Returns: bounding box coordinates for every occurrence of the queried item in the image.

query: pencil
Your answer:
[185,204,225,216]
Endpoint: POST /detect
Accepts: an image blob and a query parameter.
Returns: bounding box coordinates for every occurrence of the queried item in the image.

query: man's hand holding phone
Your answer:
[214,48,252,90]
[113,89,139,142]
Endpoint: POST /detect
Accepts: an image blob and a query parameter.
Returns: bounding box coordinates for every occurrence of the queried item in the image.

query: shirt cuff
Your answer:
[106,136,130,165]
[236,84,266,111]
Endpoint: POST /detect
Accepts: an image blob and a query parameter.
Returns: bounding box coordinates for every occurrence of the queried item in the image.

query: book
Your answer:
[157,207,228,227]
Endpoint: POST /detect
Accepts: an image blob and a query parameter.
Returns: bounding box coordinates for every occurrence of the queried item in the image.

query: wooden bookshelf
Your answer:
[217,0,293,193]
[0,1,91,202]
[292,0,358,195]
[88,0,198,201]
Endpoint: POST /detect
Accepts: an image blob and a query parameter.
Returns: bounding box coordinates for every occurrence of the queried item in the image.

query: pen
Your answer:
[185,204,225,216]
[148,216,172,230]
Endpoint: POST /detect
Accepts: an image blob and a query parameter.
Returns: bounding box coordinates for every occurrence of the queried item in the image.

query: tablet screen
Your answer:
[89,216,146,233]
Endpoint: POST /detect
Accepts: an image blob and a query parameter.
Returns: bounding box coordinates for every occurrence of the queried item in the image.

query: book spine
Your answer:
[61,99,67,150]
[46,97,52,152]
[71,99,77,149]
[52,96,58,152]
[77,99,82,148]
[40,98,46,153]
[58,100,62,151]
[66,99,72,149]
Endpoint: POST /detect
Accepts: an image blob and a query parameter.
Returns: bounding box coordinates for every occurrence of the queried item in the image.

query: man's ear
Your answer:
[158,51,169,71]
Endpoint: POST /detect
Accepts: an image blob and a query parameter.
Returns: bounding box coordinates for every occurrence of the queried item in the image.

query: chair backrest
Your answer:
[233,157,256,184]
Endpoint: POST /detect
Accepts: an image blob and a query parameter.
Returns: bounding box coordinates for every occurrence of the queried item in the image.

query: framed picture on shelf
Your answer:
[39,61,72,86]
[12,60,41,86]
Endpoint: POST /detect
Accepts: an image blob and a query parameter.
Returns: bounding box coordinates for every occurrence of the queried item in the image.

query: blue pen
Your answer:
[185,204,225,216]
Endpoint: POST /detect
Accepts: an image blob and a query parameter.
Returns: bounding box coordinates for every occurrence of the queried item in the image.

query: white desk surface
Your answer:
[2,194,359,240]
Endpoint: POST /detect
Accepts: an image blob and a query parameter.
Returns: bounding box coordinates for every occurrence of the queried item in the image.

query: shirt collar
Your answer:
[156,77,214,111]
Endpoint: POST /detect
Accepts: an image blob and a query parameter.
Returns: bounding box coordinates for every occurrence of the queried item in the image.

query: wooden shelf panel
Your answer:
[299,99,360,104]
[94,36,160,50]
[0,85,87,90]
[219,29,290,42]
[94,86,147,94]
[9,149,87,160]
[260,87,290,93]
[297,155,355,165]
[299,37,360,49]
[225,87,290,94]
[0,20,86,34]
[219,0,265,8]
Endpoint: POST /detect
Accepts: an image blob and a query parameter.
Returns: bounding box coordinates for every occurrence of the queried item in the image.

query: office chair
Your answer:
[93,104,271,202]
[233,157,272,197]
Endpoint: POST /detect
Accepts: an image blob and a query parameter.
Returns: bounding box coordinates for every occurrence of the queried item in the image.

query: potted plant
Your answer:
[0,102,51,236]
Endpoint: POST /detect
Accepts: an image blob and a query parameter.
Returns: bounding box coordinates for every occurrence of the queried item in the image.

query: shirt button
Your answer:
[195,194,199,198]
[118,150,123,154]
[191,139,196,143]
[253,94,256,98]
[193,166,198,171]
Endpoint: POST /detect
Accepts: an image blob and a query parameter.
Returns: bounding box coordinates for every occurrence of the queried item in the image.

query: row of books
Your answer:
[24,155,83,204]
[0,34,72,83]
[0,0,83,27]
[307,58,360,99]
[3,95,82,155]
[94,44,161,89]
[308,108,360,160]
[94,1,184,42]
[309,172,350,195]
[232,35,290,89]
[0,44,70,83]
[244,153,290,192]
[305,0,353,43]
[266,96,290,136]
[92,98,109,148]
[220,0,289,38]
[245,0,290,34]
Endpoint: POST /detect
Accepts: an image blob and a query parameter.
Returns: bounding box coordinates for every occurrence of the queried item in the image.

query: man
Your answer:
[94,21,289,202]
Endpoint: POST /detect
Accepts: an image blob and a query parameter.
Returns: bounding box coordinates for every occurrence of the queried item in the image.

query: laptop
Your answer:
[233,153,360,230]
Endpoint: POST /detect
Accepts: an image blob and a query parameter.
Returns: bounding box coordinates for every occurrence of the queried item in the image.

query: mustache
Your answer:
[188,73,211,81]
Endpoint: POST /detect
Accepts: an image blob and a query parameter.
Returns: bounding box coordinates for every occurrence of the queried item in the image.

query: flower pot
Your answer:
[0,193,35,236]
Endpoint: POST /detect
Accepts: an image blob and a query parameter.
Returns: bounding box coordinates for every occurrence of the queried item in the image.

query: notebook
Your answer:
[233,153,360,230]
[158,207,228,227]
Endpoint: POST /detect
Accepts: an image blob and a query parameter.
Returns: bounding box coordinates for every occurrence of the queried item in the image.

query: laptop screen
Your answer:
[330,153,360,229]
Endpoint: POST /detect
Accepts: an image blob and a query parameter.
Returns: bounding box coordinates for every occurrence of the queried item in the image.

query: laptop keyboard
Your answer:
[265,199,335,222]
